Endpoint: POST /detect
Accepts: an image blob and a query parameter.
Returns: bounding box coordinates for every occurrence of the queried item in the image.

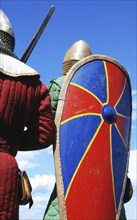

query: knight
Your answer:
[43,40,92,219]
[0,9,54,220]
[43,40,133,220]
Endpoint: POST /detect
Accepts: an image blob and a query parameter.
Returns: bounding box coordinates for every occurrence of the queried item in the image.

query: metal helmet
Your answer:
[62,40,92,75]
[0,9,15,53]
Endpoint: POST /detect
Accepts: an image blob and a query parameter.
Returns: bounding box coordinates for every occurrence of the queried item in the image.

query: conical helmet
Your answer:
[62,40,92,75]
[0,9,15,52]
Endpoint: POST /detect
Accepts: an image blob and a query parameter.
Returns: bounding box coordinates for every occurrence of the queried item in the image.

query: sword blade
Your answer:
[20,6,55,63]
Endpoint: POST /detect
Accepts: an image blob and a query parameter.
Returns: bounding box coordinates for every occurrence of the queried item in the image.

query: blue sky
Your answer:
[1,1,137,219]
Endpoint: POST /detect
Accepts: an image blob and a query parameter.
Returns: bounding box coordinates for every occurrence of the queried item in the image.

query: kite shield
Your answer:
[54,55,132,220]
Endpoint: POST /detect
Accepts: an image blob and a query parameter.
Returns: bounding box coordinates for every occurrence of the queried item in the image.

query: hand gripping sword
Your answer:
[20,6,55,63]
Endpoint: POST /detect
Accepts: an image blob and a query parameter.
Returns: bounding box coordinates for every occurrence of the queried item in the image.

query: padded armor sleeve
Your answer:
[19,82,54,151]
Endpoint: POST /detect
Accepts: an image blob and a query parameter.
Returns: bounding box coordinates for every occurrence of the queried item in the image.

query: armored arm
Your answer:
[49,76,65,119]
[19,83,54,151]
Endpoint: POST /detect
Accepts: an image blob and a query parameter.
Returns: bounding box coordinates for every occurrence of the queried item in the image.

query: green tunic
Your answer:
[49,75,65,119]
[43,76,65,220]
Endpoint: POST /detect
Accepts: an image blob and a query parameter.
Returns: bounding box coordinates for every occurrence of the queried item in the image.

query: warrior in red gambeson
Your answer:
[0,9,54,220]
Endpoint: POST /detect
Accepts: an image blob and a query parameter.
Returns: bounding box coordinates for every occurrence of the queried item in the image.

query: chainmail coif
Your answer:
[0,30,18,59]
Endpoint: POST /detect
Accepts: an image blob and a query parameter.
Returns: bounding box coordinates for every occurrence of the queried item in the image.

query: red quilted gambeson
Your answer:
[0,73,54,219]
[0,153,19,220]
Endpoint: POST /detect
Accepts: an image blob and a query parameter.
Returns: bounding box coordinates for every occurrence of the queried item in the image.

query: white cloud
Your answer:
[128,150,137,184]
[16,148,54,171]
[16,151,40,161]
[16,151,41,170]
[125,150,137,220]
[19,174,55,220]
[46,145,54,155]
[19,194,50,220]
[30,174,55,192]
[18,160,40,170]
[132,90,137,121]
[16,148,55,219]
[132,90,137,96]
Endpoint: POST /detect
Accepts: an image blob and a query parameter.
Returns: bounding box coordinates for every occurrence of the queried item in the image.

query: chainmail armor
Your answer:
[62,60,78,75]
[0,30,18,59]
